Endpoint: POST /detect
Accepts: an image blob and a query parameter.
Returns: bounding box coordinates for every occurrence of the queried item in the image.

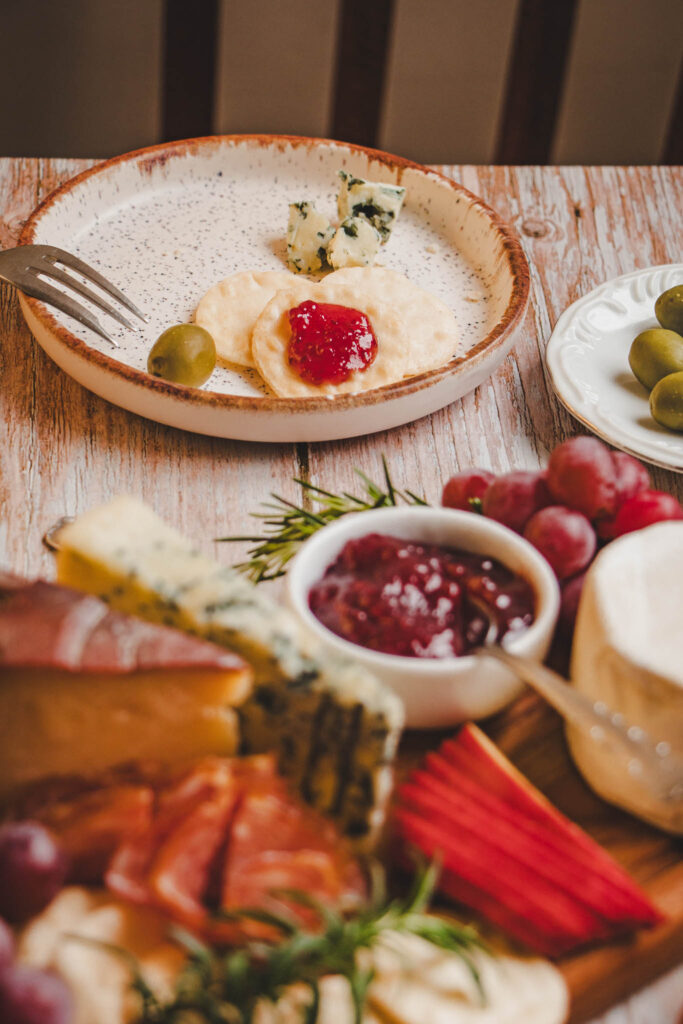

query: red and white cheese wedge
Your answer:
[0,573,252,799]
[394,724,662,956]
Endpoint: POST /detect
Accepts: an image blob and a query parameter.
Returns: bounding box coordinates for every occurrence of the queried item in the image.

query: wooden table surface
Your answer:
[1,159,681,1022]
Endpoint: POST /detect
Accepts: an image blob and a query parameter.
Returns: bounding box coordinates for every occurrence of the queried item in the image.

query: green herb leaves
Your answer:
[135,862,484,1023]
[70,864,486,1024]
[218,458,428,583]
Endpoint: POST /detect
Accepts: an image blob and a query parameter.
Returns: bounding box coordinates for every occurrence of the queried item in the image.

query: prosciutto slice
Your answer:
[0,572,246,674]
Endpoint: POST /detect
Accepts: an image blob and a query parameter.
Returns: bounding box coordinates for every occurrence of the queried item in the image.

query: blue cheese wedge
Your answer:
[337,171,406,243]
[286,201,335,275]
[327,216,382,270]
[55,497,404,844]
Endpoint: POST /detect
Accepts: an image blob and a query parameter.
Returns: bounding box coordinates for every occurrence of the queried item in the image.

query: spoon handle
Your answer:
[479,646,683,803]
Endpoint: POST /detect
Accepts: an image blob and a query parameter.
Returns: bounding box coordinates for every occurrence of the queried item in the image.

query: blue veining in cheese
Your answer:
[337,171,406,243]
[56,497,404,844]
[327,216,382,270]
[286,201,335,275]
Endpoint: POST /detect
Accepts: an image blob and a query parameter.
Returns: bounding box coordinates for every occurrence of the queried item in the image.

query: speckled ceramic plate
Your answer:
[546,264,683,473]
[19,135,529,442]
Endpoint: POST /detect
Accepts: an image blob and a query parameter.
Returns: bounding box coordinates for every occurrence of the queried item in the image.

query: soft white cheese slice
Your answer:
[570,521,683,833]
[19,892,381,1024]
[367,933,568,1024]
[18,888,184,1024]
[253,976,382,1024]
[327,216,382,269]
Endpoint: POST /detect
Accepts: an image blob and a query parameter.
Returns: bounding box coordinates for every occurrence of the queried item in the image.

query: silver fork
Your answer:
[470,599,683,805]
[0,244,148,348]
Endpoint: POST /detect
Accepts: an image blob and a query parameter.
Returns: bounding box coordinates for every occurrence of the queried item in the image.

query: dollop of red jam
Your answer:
[287,300,378,385]
[308,533,535,658]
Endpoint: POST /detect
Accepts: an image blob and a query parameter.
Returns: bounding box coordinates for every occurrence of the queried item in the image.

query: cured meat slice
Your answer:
[33,785,153,883]
[222,775,366,928]
[106,758,237,904]
[95,755,366,943]
[148,785,243,942]
[0,574,248,674]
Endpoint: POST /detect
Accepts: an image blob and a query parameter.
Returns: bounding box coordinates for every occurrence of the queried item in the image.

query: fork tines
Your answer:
[4,244,148,347]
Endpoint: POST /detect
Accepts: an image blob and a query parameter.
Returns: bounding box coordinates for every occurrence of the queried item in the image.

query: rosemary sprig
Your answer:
[218,456,429,583]
[72,864,486,1024]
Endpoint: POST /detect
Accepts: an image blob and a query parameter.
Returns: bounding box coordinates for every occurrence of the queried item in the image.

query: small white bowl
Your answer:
[287,507,560,728]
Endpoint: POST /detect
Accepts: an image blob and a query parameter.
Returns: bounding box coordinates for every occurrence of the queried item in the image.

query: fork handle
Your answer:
[478,646,683,802]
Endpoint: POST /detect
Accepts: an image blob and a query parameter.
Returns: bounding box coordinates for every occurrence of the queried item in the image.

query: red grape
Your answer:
[0,823,68,923]
[610,490,683,537]
[546,436,618,519]
[0,966,73,1024]
[0,920,14,969]
[524,506,597,579]
[481,471,550,533]
[595,514,619,541]
[557,571,588,637]
[611,451,650,504]
[442,469,495,511]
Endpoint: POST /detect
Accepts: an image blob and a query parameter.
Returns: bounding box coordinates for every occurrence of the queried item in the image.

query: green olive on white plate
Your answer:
[147,324,216,387]
[650,371,683,432]
[628,328,683,391]
[655,283,683,335]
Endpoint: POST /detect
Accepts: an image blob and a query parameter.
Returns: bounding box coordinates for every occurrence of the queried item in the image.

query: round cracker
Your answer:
[194,270,299,368]
[321,267,460,375]
[251,280,412,398]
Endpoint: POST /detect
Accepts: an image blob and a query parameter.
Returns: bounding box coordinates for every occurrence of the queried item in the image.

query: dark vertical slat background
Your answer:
[494,0,579,164]
[330,0,396,147]
[162,0,219,141]
[662,63,683,164]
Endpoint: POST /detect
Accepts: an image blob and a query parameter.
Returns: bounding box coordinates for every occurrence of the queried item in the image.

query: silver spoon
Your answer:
[472,603,683,805]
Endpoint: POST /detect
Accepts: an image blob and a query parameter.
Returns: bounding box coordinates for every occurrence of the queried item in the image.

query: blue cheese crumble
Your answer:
[337,171,406,243]
[286,201,334,274]
[327,215,382,269]
[55,496,404,845]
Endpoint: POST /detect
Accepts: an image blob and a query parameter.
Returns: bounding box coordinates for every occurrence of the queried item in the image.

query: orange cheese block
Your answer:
[0,573,252,799]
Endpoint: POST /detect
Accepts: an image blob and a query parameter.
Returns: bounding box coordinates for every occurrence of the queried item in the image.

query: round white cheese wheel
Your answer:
[569,521,683,834]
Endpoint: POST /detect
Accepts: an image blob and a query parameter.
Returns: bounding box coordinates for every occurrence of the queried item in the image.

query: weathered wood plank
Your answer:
[305,165,683,503]
[1,160,681,1023]
[0,157,301,580]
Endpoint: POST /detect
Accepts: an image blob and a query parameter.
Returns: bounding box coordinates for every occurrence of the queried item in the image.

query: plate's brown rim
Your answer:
[18,133,530,413]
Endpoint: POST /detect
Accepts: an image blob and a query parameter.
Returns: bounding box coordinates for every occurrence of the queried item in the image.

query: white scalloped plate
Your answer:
[546,264,683,473]
[18,135,529,443]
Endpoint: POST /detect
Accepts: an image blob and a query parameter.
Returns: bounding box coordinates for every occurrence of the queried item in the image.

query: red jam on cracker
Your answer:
[288,300,378,385]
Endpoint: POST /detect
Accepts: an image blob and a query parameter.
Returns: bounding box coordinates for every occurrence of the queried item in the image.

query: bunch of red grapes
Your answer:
[0,823,72,1024]
[441,436,683,636]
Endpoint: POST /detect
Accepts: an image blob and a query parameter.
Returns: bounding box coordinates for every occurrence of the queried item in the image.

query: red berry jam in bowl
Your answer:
[288,300,378,385]
[308,532,535,659]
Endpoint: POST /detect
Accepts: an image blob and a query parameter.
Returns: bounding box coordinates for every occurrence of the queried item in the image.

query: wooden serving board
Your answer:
[401,691,683,1023]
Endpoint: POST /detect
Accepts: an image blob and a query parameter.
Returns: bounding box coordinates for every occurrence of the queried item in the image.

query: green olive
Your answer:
[650,371,683,432]
[147,324,216,387]
[628,328,683,391]
[655,284,683,335]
